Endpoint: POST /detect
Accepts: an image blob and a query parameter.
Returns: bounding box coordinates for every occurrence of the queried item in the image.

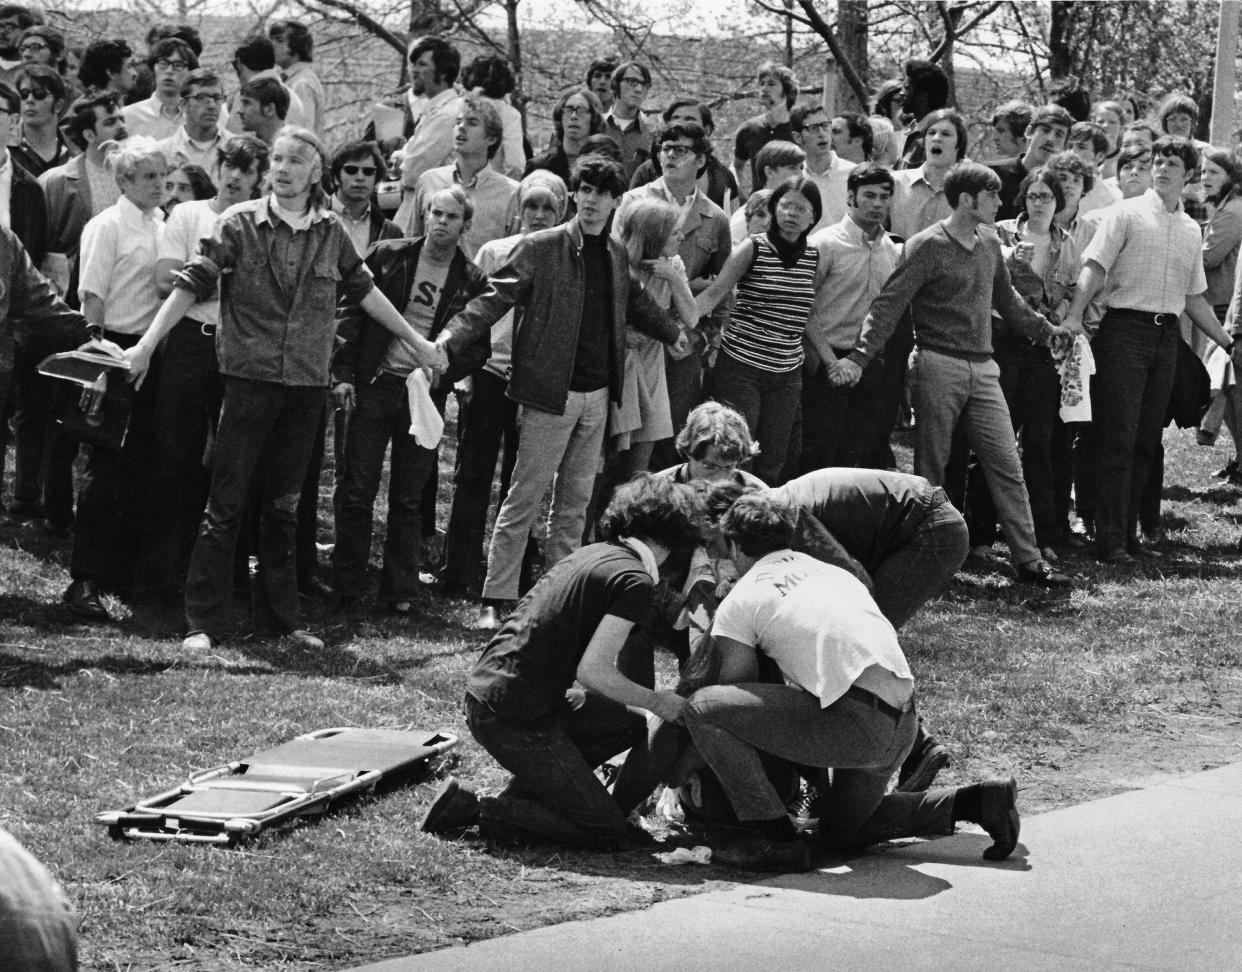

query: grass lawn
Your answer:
[2,419,1241,971]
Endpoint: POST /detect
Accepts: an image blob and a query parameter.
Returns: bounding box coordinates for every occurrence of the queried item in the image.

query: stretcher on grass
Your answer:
[96,727,458,845]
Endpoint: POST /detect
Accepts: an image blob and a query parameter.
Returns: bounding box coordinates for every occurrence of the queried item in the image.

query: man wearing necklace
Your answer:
[124,127,450,654]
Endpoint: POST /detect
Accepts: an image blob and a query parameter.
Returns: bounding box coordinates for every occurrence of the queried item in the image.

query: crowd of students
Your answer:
[1,7,1241,907]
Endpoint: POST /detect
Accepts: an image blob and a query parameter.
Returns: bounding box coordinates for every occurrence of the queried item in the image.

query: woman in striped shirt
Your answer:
[694,175,822,484]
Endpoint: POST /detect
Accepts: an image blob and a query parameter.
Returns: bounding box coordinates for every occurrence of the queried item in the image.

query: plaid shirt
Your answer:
[175,195,374,387]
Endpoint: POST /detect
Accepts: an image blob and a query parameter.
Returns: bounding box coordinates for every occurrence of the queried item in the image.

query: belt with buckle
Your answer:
[1110,308,1179,327]
[843,684,914,720]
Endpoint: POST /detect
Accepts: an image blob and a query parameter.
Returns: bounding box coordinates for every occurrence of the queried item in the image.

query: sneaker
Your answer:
[977,777,1020,860]
[474,605,502,631]
[182,630,215,652]
[420,776,480,834]
[897,735,951,793]
[712,833,812,873]
[281,629,324,651]
[1016,559,1071,588]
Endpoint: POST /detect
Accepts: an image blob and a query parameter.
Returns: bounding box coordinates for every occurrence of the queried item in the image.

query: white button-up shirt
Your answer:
[808,215,902,351]
[78,195,166,335]
[123,94,183,141]
[889,165,952,241]
[156,126,224,184]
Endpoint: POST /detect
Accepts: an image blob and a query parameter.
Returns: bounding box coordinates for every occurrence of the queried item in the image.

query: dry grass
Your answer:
[1,419,1241,970]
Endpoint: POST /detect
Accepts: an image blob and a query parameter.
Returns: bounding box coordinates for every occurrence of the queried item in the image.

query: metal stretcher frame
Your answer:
[96,727,458,845]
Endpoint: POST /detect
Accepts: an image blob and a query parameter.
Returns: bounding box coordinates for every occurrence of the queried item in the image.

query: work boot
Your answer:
[897,726,951,792]
[420,776,480,835]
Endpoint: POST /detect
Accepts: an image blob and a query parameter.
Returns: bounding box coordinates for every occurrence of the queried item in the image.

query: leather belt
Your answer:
[843,684,915,720]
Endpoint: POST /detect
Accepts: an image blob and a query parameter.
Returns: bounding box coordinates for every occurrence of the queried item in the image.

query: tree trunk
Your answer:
[837,0,869,112]
[784,0,794,68]
[1048,0,1075,79]
[1211,0,1240,146]
[508,0,525,135]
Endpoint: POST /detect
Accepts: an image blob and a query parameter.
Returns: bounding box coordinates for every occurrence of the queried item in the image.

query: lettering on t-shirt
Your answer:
[410,278,440,308]
[773,567,809,598]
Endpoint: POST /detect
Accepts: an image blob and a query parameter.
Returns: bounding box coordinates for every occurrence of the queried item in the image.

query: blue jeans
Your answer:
[332,373,441,601]
[713,350,801,486]
[466,693,644,847]
[684,683,956,850]
[871,486,969,629]
[184,378,324,637]
[1090,312,1178,554]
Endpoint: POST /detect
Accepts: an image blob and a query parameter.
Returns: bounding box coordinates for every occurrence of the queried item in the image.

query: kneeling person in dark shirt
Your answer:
[420,474,703,848]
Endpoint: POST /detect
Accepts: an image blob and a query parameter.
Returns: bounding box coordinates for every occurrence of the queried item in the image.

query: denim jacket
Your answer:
[441,217,681,415]
[333,237,489,388]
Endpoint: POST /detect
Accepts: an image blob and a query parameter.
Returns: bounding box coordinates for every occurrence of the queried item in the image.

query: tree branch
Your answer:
[293,0,408,56]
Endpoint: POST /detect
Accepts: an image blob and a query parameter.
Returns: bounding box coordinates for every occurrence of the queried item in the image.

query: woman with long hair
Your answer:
[694,175,822,485]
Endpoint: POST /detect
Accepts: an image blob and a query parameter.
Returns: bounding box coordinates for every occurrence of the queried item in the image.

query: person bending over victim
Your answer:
[421,474,704,847]
[681,492,1021,871]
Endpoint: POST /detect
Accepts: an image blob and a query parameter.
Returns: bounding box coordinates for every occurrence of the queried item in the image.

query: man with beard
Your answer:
[397,37,463,200]
[732,61,796,199]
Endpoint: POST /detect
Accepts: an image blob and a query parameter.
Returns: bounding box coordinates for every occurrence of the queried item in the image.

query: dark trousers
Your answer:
[133,318,221,598]
[184,377,324,637]
[11,341,76,525]
[467,693,644,848]
[442,369,521,591]
[332,373,441,602]
[69,332,159,591]
[1090,312,1178,554]
[798,350,899,474]
[713,351,801,486]
[965,334,1062,550]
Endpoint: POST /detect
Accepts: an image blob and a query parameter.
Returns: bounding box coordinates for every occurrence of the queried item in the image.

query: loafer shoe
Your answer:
[63,579,109,621]
[978,777,1020,860]
[420,776,480,834]
[1016,559,1071,588]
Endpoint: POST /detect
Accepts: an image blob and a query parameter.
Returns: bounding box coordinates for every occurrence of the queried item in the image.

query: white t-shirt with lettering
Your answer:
[712,549,912,708]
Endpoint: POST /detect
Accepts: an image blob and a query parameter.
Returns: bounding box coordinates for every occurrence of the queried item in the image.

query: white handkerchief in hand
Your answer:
[405,368,444,447]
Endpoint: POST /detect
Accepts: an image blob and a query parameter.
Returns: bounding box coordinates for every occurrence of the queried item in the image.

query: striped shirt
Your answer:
[721,233,818,373]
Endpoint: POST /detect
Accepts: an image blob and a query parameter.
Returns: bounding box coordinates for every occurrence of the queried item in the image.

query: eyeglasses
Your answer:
[18,87,51,101]
[619,76,649,88]
[155,58,190,71]
[19,41,49,53]
[659,144,694,159]
[562,104,590,117]
[341,164,377,177]
[800,121,832,134]
[1026,191,1056,203]
[187,92,225,104]
[775,199,813,216]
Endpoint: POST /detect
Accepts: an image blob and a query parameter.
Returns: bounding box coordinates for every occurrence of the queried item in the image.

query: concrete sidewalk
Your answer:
[353,762,1242,971]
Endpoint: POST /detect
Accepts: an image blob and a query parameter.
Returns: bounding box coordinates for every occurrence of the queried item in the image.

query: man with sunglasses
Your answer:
[155,68,226,184]
[602,60,655,181]
[329,140,401,257]
[122,37,197,141]
[0,80,45,263]
[10,65,72,177]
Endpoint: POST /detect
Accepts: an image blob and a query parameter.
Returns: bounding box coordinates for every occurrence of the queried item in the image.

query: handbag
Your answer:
[37,351,134,450]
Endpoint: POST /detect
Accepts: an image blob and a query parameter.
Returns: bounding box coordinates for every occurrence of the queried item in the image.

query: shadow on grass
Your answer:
[0,649,275,690]
[1163,483,1242,506]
